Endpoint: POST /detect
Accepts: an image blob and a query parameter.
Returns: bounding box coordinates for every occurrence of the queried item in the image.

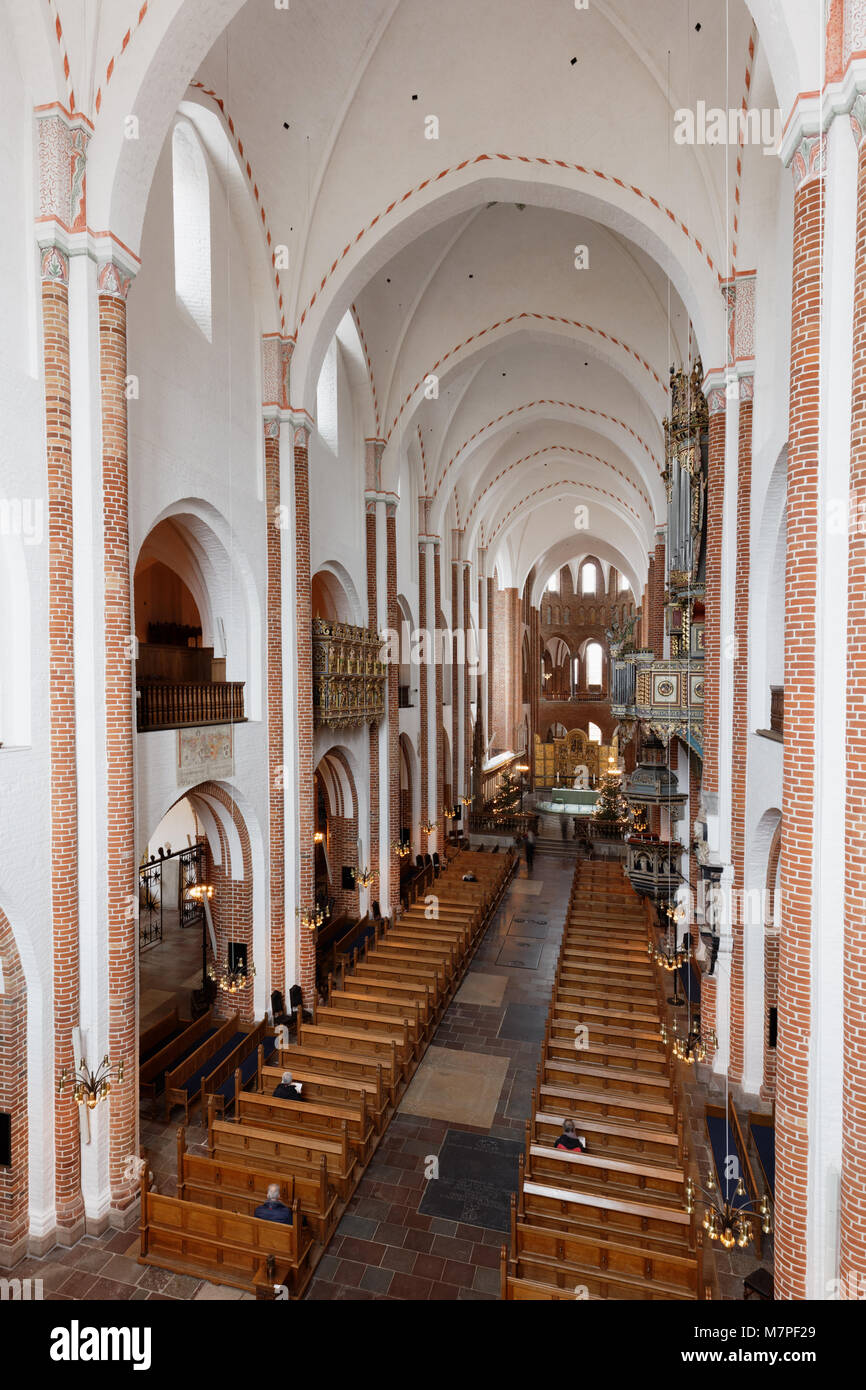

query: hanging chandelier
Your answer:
[443,805,457,820]
[300,904,325,931]
[355,865,377,888]
[660,1015,717,1064]
[459,795,472,807]
[186,882,214,904]
[59,1054,124,1110]
[685,1172,772,1251]
[421,820,437,834]
[207,955,256,992]
[391,840,411,858]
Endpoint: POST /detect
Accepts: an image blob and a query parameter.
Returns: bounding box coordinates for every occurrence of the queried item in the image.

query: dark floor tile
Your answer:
[360,1265,394,1295]
[411,1253,446,1281]
[402,1228,435,1254]
[387,1273,433,1300]
[380,1246,417,1274]
[334,1260,366,1288]
[337,1236,386,1266]
[336,1214,380,1240]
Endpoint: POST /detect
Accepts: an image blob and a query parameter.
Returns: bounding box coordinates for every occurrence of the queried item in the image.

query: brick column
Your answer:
[434,544,444,835]
[701,385,727,802]
[451,556,460,799]
[264,418,285,997]
[418,534,429,853]
[385,501,401,908]
[728,375,754,1083]
[98,256,137,1214]
[486,575,495,740]
[841,106,866,1294]
[40,244,85,1238]
[776,133,825,1302]
[0,912,27,1264]
[366,502,380,877]
[463,561,472,795]
[292,415,316,999]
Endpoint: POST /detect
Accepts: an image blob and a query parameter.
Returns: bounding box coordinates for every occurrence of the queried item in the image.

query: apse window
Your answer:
[172,121,212,341]
[587,722,602,744]
[585,641,603,686]
[618,572,630,592]
[581,563,596,595]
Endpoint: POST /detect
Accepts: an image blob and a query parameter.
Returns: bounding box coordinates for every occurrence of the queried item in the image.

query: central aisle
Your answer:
[305,851,576,1300]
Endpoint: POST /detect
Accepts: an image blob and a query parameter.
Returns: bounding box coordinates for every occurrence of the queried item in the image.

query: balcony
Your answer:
[611,656,704,755]
[137,680,246,732]
[313,618,387,729]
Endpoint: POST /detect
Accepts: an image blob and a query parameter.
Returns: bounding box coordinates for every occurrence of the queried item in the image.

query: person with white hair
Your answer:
[253,1183,293,1225]
[273,1069,304,1101]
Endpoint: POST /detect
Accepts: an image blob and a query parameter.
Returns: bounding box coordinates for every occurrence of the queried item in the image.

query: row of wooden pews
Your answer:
[502,858,711,1301]
[139,847,514,1298]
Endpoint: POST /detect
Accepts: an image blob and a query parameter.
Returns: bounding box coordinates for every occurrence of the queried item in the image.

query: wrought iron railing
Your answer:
[139,861,163,948]
[136,681,245,732]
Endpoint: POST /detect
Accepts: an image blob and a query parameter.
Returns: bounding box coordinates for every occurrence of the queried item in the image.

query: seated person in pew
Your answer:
[253,1183,294,1225]
[554,1118,587,1153]
[273,1070,305,1101]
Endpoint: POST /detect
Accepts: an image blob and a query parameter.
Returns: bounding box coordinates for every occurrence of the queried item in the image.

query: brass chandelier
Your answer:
[59,1053,124,1110]
[207,955,256,992]
[685,1172,772,1251]
[660,1015,717,1064]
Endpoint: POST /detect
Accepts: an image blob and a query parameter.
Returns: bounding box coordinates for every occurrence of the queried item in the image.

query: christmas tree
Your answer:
[492,770,522,819]
[593,759,630,833]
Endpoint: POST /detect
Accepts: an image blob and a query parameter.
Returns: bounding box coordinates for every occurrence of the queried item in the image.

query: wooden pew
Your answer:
[140,1010,215,1101]
[163,1013,241,1122]
[235,1086,374,1163]
[297,1018,404,1085]
[526,1140,686,1205]
[209,1108,358,1200]
[518,1177,695,1254]
[176,1128,337,1244]
[509,1211,706,1299]
[140,1007,182,1062]
[139,1172,313,1298]
[199,1018,274,1119]
[274,1043,393,1114]
[261,1058,388,1135]
[532,1104,683,1166]
[325,990,430,1051]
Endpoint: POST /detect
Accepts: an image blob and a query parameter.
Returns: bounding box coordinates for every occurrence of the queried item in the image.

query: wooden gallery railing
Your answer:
[137,681,246,732]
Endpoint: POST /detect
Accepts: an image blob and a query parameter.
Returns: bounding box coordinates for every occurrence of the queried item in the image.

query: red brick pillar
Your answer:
[841,112,866,1294]
[264,418,285,997]
[727,376,754,1082]
[366,502,380,877]
[292,416,316,1000]
[451,558,460,800]
[40,244,85,1237]
[386,501,402,908]
[0,912,27,1262]
[702,385,728,802]
[434,544,445,840]
[776,133,826,1302]
[486,575,495,739]
[463,562,472,794]
[418,536,429,852]
[97,259,138,1214]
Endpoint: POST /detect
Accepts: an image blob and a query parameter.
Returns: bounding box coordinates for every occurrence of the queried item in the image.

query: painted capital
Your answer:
[262,333,294,411]
[97,259,133,299]
[36,105,92,235]
[263,417,281,441]
[40,244,69,284]
[365,438,386,492]
[290,408,314,449]
[706,385,727,417]
[790,133,827,191]
[850,93,866,147]
[738,373,755,403]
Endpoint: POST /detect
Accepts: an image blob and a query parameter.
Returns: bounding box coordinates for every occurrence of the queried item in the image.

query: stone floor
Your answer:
[304,853,576,1300]
[13,847,773,1302]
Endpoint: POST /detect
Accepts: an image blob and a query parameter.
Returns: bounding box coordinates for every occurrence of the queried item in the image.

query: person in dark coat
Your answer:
[554,1118,586,1152]
[254,1183,293,1224]
[273,1069,304,1101]
[525,829,536,873]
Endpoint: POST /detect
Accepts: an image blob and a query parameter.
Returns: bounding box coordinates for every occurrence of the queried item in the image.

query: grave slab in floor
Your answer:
[418,1129,524,1232]
[497,1002,548,1043]
[509,879,543,896]
[495,937,543,969]
[454,972,509,1007]
[507,917,548,939]
[398,1046,509,1128]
